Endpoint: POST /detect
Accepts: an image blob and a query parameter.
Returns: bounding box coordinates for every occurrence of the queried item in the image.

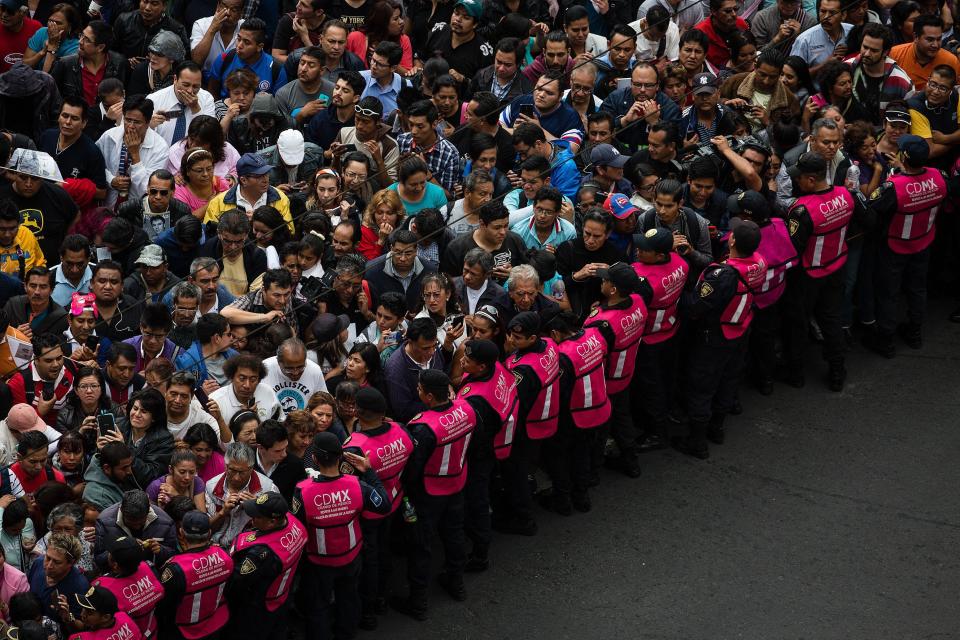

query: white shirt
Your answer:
[96,124,170,208]
[191,16,244,72]
[146,84,216,146]
[629,19,679,63]
[465,280,487,314]
[167,397,221,440]
[210,381,285,426]
[262,356,328,413]
[236,189,267,215]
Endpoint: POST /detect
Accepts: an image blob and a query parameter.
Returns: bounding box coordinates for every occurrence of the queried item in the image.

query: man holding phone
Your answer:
[6,333,77,425]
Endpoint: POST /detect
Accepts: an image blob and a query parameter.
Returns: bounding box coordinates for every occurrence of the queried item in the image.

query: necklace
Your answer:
[56,135,76,156]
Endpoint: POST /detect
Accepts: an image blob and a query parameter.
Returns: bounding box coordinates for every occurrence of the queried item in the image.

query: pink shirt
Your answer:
[174,176,230,213]
[0,563,29,619]
[165,140,240,178]
[345,32,414,71]
[197,451,226,484]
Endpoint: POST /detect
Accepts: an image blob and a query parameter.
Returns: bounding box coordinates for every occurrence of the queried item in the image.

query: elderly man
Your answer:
[206,442,277,547]
[117,170,192,242]
[122,245,177,303]
[204,154,293,230]
[503,265,559,325]
[776,118,851,211]
[94,489,178,567]
[453,248,510,315]
[365,229,438,312]
[263,337,328,412]
[221,268,299,336]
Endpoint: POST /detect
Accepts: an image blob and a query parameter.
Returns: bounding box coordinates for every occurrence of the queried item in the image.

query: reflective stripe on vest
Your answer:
[793,187,855,278]
[459,361,519,460]
[632,254,687,344]
[71,612,143,640]
[94,563,164,638]
[755,218,798,309]
[298,474,365,567]
[167,546,233,639]
[231,516,307,611]
[556,327,610,429]
[888,169,947,254]
[417,399,478,496]
[346,423,413,519]
[506,339,560,440]
[585,293,647,394]
[717,255,768,340]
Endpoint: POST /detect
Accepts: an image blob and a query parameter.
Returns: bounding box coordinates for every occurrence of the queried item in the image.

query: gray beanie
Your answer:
[147,30,185,63]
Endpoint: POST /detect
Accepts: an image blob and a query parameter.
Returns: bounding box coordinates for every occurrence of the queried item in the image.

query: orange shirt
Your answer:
[889,43,960,91]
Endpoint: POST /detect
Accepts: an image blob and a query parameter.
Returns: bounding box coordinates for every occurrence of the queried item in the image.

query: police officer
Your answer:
[867,135,953,357]
[292,432,390,640]
[726,191,798,395]
[227,492,307,640]
[630,228,689,450]
[393,370,477,619]
[67,586,143,640]
[495,312,560,535]
[158,512,233,640]
[93,536,164,640]
[673,219,767,459]
[584,262,651,478]
[782,152,873,391]
[456,339,519,571]
[539,310,610,514]
[342,388,412,630]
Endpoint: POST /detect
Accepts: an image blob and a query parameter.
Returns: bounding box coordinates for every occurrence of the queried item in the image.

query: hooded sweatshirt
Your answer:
[228,93,291,155]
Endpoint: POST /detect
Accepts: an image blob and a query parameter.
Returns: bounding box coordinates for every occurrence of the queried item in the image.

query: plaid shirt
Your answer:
[396,132,460,195]
[228,287,299,336]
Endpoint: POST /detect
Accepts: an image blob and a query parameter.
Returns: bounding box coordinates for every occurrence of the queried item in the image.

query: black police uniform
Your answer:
[226,522,291,640]
[460,385,501,569]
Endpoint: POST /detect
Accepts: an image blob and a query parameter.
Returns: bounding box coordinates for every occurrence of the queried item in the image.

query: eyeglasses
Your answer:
[343,170,367,180]
[219,236,245,247]
[369,58,391,68]
[423,291,443,299]
[148,188,169,196]
[124,118,146,127]
[927,80,952,94]
[355,105,380,118]
[632,82,658,90]
[534,206,558,216]
[77,384,100,391]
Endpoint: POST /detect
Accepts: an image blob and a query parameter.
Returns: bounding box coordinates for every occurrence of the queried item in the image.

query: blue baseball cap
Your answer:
[236,153,273,177]
[603,192,639,220]
[897,134,929,164]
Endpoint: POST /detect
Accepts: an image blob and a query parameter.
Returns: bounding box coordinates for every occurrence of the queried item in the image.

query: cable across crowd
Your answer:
[0,0,957,637]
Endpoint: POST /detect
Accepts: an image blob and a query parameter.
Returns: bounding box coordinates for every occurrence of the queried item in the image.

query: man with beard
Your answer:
[600,62,681,153]
[91,260,142,345]
[307,70,363,149]
[275,46,336,125]
[843,23,913,127]
[466,38,532,105]
[523,32,575,87]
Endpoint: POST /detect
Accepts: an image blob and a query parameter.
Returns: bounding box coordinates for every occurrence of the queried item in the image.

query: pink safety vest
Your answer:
[165,546,233,640]
[791,187,855,278]
[716,254,768,340]
[458,361,519,460]
[754,218,798,309]
[297,475,364,567]
[69,612,142,640]
[505,339,560,440]
[232,516,307,611]
[94,562,164,639]
[555,327,611,429]
[632,253,688,344]
[585,294,647,394]
[345,423,413,519]
[887,169,947,254]
[415,399,478,496]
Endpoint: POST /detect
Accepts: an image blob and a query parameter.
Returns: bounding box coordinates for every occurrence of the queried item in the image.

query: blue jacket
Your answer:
[174,341,239,384]
[600,89,681,153]
[546,141,582,202]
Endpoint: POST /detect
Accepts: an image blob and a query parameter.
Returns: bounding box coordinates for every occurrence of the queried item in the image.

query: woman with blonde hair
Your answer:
[357,189,406,259]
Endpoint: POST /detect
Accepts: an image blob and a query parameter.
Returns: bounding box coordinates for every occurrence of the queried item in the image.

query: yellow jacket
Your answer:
[202,184,295,233]
[0,227,45,277]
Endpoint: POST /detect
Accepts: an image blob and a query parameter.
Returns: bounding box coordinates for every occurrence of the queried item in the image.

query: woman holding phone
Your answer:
[56,367,122,440]
[414,273,466,351]
[98,389,174,489]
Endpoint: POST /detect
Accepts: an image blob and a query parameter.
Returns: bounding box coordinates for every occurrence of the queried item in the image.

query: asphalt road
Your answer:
[370,296,960,640]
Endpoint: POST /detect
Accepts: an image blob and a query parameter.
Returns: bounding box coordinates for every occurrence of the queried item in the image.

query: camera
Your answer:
[300,275,328,302]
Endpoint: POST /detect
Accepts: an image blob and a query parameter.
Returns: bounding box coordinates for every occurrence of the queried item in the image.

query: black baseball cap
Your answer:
[507,311,540,336]
[898,134,929,165]
[355,387,387,414]
[108,535,144,566]
[242,491,288,519]
[76,586,119,615]
[727,190,772,222]
[312,431,343,457]
[596,262,640,294]
[311,313,351,343]
[633,227,673,254]
[730,218,762,255]
[463,339,499,365]
[182,511,212,536]
[787,152,827,180]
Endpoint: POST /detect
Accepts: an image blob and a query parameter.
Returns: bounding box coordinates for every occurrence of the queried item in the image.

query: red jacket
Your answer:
[694,18,750,70]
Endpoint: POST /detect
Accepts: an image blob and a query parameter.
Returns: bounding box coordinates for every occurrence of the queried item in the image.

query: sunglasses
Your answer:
[355,105,380,118]
[149,188,170,196]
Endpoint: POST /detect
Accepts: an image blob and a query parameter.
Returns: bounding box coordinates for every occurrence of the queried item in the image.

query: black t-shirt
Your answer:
[447,125,516,174]
[857,74,884,125]
[0,182,78,263]
[37,130,108,190]
[425,25,493,93]
[327,0,372,30]
[440,230,528,283]
[555,238,626,320]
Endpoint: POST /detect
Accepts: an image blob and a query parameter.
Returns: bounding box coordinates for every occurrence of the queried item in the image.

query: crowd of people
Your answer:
[0,0,956,636]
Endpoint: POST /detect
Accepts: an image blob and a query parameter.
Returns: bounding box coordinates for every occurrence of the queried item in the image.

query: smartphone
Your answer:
[341,143,357,153]
[162,109,184,119]
[447,314,465,329]
[41,381,55,401]
[85,334,101,351]
[96,412,116,437]
[51,588,60,604]
[195,386,209,406]
[518,103,535,119]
